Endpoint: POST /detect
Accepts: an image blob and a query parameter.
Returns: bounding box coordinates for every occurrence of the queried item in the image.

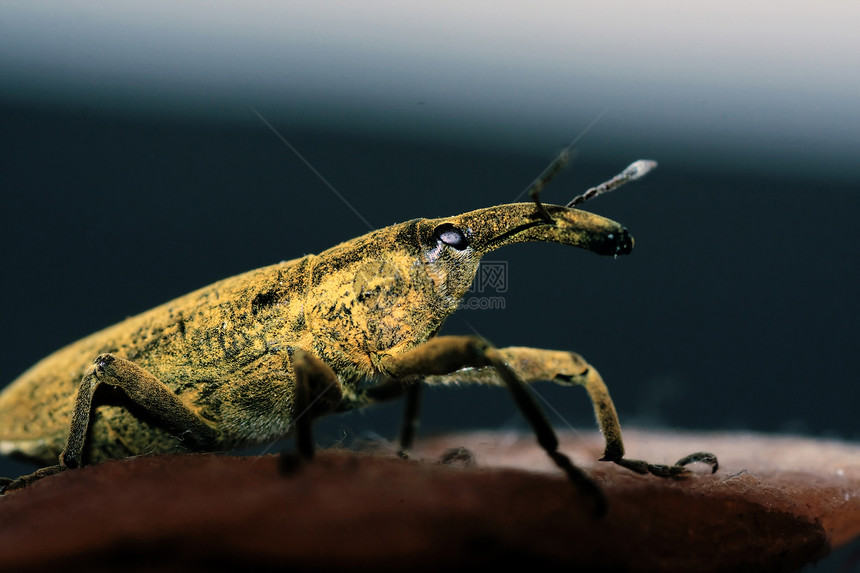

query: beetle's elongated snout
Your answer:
[544,204,634,257]
[588,224,633,257]
[438,203,634,259]
[411,202,634,318]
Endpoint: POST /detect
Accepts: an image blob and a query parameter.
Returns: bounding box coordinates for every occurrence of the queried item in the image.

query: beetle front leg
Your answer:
[565,360,717,477]
[425,346,718,477]
[376,335,608,515]
[1,353,220,493]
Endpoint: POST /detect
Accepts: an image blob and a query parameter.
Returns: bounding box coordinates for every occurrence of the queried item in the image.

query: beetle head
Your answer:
[415,203,633,304]
[412,156,657,306]
[305,158,651,370]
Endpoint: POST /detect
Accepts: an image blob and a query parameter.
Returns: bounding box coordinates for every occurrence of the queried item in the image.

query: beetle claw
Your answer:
[676,451,719,474]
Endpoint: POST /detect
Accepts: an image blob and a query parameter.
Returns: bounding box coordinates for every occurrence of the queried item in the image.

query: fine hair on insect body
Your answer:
[0,141,717,515]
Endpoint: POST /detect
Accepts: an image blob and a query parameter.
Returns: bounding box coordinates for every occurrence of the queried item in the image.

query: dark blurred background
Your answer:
[1,0,858,528]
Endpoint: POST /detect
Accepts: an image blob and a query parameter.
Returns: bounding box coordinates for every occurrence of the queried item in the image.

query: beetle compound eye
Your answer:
[433,223,469,250]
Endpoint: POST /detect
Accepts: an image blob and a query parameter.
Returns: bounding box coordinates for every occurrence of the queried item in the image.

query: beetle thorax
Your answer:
[305,249,466,373]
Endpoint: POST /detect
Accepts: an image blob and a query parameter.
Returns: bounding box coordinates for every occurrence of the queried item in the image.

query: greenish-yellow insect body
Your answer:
[0,157,716,511]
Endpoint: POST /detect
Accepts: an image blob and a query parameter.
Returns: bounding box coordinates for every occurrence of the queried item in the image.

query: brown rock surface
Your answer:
[0,430,858,572]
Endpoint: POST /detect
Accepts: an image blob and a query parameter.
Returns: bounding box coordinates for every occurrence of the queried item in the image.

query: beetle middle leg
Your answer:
[278,349,345,471]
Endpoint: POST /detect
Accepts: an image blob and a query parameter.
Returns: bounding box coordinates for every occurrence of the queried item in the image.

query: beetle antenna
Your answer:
[566,160,657,208]
[519,109,609,221]
[526,147,574,222]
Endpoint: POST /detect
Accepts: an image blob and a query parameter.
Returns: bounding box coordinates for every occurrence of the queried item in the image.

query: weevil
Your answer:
[0,150,716,512]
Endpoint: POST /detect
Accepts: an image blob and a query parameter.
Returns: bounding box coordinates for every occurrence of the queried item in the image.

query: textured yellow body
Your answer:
[0,204,628,466]
[0,258,311,463]
[2,160,715,502]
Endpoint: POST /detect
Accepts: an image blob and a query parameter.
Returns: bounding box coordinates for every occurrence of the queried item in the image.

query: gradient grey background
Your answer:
[1,3,858,564]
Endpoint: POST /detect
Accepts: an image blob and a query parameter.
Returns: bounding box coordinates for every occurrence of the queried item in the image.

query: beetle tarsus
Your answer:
[437,446,475,467]
[0,463,66,494]
[604,452,719,478]
[676,451,719,473]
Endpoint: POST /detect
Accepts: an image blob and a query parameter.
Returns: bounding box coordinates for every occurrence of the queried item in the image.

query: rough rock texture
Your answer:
[0,430,858,572]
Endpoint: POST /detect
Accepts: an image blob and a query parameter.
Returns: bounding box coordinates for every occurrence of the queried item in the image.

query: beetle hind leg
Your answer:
[0,464,65,494]
[2,353,221,494]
